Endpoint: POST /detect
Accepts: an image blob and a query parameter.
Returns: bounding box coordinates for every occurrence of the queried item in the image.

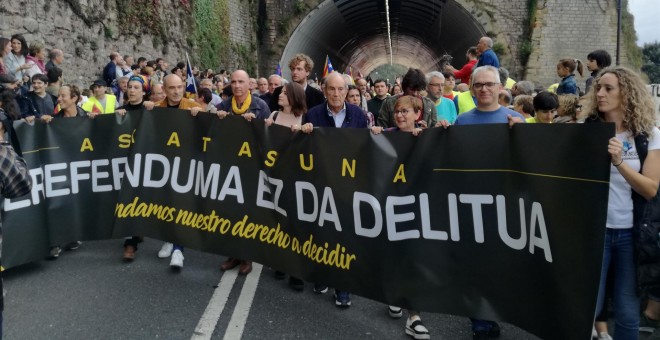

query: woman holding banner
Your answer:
[371,95,428,340]
[116,75,151,261]
[585,66,660,339]
[263,81,307,289]
[42,85,87,258]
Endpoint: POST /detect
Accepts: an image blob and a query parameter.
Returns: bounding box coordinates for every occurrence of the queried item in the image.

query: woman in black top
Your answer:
[116,75,149,260]
[116,75,149,116]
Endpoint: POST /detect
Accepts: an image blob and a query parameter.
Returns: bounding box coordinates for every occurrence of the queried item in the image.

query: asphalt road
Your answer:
[3,239,541,340]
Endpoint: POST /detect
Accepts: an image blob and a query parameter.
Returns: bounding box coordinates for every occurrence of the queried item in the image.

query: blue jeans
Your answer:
[595,228,639,340]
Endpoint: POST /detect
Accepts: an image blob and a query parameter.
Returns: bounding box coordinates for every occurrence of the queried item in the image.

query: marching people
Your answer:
[453,66,525,339]
[346,85,374,127]
[378,68,437,129]
[288,54,325,110]
[425,71,457,125]
[585,66,660,340]
[370,95,433,340]
[155,74,204,269]
[264,81,308,290]
[217,69,270,276]
[300,72,367,307]
[115,75,152,261]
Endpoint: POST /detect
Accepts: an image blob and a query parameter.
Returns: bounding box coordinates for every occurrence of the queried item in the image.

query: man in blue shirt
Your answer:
[475,37,500,69]
[454,65,523,339]
[455,66,523,126]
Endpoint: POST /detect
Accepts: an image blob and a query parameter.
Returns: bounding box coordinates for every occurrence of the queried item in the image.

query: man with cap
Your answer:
[82,79,117,115]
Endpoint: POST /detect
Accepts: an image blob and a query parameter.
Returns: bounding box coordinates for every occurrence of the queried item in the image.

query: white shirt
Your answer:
[607,127,660,228]
[327,103,346,128]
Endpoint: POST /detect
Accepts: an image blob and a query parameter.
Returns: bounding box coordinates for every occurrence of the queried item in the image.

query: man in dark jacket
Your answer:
[288,54,324,109]
[304,72,367,129]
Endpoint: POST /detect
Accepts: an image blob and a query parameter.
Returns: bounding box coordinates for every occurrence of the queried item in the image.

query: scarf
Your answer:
[231,92,252,115]
[25,55,46,73]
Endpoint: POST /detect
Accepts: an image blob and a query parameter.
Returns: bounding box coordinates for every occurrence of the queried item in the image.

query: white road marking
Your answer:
[222,263,263,340]
[191,269,239,340]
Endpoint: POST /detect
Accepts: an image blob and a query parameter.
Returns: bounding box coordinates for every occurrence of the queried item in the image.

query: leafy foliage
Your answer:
[642,42,660,84]
[193,0,230,69]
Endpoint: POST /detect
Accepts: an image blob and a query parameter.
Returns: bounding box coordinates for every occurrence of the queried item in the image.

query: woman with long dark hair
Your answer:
[4,35,30,80]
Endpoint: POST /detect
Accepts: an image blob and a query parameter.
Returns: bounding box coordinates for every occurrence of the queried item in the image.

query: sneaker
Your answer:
[170,249,184,268]
[334,290,351,307]
[388,306,403,319]
[405,317,430,340]
[64,241,82,250]
[49,246,62,259]
[597,332,612,340]
[288,277,304,291]
[158,242,173,258]
[313,284,328,294]
[641,312,660,333]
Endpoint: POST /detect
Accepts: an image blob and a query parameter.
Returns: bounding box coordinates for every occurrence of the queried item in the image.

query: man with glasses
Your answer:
[453,65,523,339]
[426,71,457,124]
[378,68,437,128]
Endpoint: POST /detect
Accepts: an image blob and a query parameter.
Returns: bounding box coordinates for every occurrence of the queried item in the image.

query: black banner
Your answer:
[3,109,613,340]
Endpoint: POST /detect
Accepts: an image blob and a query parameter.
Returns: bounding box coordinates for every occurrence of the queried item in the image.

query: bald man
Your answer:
[216,70,270,121]
[156,74,204,111]
[154,74,203,269]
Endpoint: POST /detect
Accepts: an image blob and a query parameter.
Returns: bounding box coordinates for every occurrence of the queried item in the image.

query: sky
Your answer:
[629,0,660,46]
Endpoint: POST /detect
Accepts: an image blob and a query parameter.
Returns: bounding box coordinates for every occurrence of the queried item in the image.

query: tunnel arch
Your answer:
[279,0,486,80]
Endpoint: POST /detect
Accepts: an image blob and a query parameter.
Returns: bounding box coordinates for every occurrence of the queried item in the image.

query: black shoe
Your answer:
[274,270,286,280]
[473,321,501,339]
[288,277,304,291]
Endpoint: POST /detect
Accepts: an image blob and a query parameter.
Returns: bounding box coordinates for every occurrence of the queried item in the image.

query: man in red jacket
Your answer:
[445,46,478,86]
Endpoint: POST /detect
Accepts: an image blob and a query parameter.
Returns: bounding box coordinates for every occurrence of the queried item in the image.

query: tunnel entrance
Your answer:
[280,0,486,80]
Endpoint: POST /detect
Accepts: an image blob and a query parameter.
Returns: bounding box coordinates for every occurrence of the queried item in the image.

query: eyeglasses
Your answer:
[472,82,500,90]
[394,109,413,116]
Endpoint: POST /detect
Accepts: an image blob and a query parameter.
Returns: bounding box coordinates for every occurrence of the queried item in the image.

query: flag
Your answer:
[346,65,352,78]
[322,55,334,78]
[185,53,197,98]
[275,62,282,76]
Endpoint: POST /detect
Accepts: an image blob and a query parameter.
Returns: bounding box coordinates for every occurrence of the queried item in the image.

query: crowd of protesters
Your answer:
[2,32,660,340]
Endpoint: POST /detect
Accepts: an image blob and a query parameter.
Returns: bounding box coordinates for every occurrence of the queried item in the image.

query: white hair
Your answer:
[426,71,445,83]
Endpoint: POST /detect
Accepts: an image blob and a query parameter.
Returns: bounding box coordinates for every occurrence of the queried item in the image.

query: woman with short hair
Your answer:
[24,42,47,79]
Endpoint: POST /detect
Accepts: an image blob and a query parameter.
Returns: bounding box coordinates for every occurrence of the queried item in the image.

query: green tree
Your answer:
[642,42,660,84]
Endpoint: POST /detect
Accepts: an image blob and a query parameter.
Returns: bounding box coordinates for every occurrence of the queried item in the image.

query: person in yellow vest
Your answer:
[82,79,116,115]
[499,67,516,90]
[527,91,558,123]
[454,88,476,114]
